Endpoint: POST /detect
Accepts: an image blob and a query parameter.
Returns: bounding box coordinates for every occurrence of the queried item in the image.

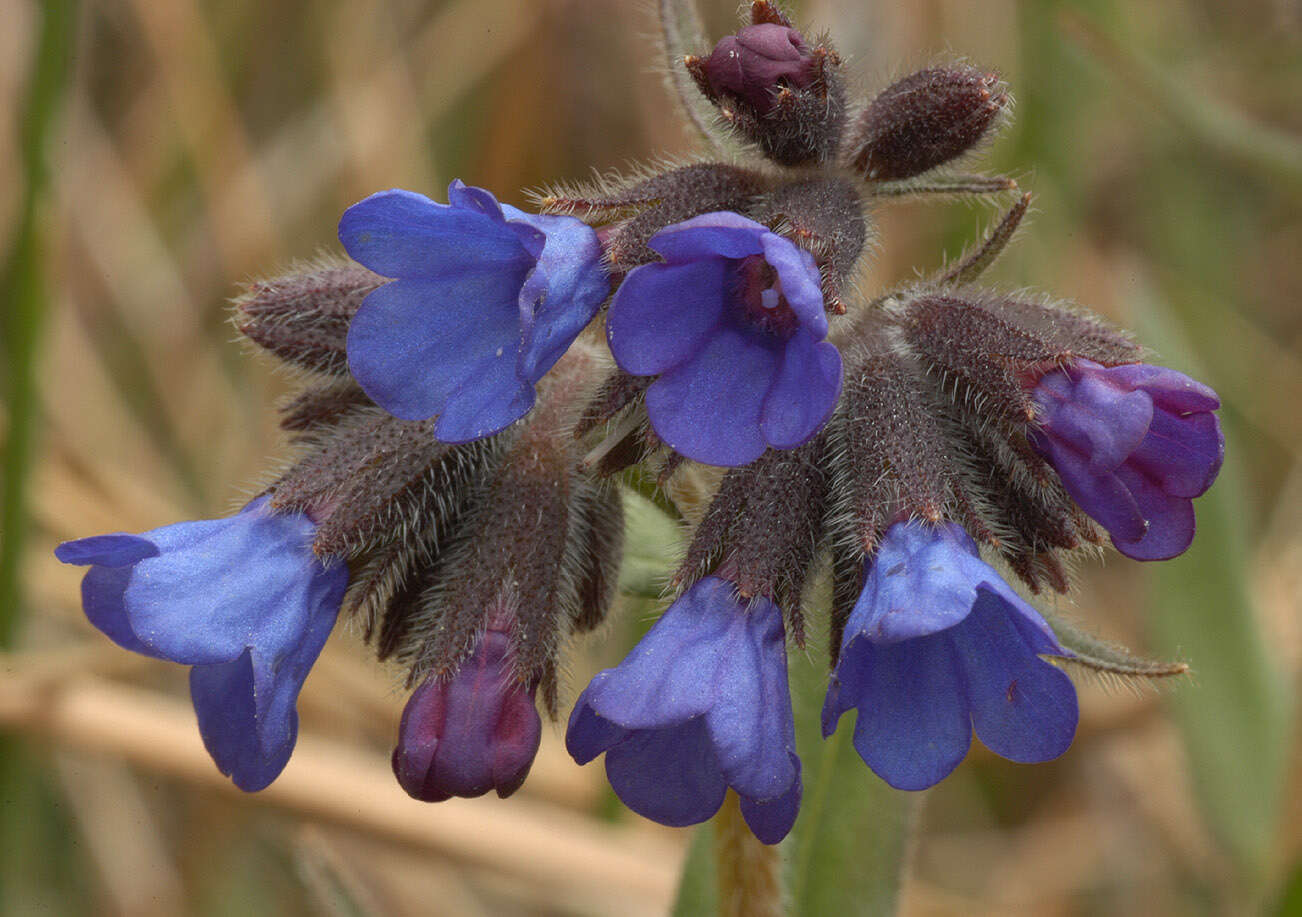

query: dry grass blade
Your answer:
[0,671,684,911]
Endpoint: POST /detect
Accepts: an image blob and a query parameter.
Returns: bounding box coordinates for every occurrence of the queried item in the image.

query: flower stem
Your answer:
[714,791,782,917]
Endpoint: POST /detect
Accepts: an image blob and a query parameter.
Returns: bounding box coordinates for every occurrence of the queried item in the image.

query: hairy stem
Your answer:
[715,791,783,917]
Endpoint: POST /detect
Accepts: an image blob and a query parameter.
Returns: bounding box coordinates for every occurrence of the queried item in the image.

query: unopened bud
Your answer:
[392,628,542,802]
[234,259,382,374]
[701,24,814,116]
[851,65,1008,181]
[687,17,846,165]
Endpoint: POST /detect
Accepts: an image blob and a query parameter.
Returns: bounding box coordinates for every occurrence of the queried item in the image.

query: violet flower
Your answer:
[340,181,608,442]
[823,521,1078,791]
[54,496,347,791]
[606,212,841,466]
[566,576,801,844]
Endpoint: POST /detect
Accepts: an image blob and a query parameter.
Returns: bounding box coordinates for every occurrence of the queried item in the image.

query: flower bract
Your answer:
[566,576,801,844]
[822,521,1078,791]
[54,496,348,791]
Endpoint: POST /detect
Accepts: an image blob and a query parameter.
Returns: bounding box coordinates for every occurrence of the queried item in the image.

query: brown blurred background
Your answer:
[2,0,1300,914]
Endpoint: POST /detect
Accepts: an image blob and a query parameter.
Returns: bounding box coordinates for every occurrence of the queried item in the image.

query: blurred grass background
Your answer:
[1,0,1299,913]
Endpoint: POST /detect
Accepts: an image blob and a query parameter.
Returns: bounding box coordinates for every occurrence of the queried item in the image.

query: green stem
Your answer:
[0,0,77,649]
[788,724,847,908]
[1,2,79,910]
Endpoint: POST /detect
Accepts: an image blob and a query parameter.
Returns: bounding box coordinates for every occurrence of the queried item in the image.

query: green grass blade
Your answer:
[1136,286,1296,899]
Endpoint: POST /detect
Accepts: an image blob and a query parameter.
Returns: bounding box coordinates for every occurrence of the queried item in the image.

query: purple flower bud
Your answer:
[851,65,1008,181]
[235,260,382,376]
[702,24,814,116]
[1028,359,1224,561]
[392,627,542,802]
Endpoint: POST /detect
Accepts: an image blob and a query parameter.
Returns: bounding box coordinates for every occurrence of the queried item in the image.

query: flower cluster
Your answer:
[59,0,1224,847]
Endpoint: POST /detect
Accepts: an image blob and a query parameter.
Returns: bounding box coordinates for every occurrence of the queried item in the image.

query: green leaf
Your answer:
[786,643,916,916]
[1042,609,1190,680]
[1135,286,1295,894]
[618,487,683,599]
[671,822,718,916]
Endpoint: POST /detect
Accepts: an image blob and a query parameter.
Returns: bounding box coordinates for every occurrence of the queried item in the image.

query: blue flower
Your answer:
[1028,359,1224,561]
[54,496,348,791]
[822,521,1078,791]
[566,576,801,844]
[606,212,842,466]
[340,181,609,442]
[393,627,542,803]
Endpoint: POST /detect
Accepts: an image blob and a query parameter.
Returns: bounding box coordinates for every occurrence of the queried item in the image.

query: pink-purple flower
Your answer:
[1028,359,1224,560]
[392,626,542,803]
[700,23,816,116]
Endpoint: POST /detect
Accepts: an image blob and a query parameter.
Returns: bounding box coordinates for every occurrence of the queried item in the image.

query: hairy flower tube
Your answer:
[1028,359,1225,561]
[392,626,542,803]
[54,496,348,791]
[606,212,841,466]
[823,521,1078,791]
[340,181,609,442]
[566,576,802,844]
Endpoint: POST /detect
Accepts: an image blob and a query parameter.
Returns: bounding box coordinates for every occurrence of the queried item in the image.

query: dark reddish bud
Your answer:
[234,259,383,374]
[685,17,847,166]
[392,625,542,802]
[851,65,1009,181]
[268,405,496,560]
[831,327,977,545]
[701,24,814,116]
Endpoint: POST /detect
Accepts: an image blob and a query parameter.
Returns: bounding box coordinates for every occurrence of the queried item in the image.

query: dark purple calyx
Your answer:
[735,254,799,338]
[702,24,815,116]
[391,626,542,802]
[851,65,1008,181]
